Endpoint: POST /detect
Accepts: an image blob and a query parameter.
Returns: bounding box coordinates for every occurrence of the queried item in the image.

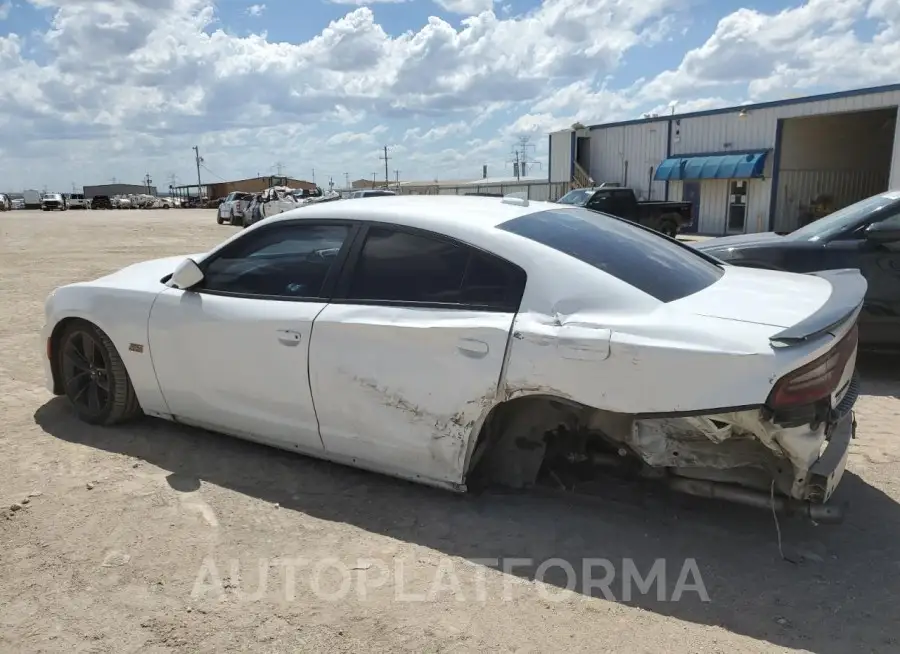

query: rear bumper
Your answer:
[808,409,855,503]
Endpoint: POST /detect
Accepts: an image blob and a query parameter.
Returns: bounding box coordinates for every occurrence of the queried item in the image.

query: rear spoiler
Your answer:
[770,269,867,346]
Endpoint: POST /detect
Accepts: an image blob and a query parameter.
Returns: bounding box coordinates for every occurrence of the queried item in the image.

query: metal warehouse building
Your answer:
[83,183,158,198]
[549,83,900,234]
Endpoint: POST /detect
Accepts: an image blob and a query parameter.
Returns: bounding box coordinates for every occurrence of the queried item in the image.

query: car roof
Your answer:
[266,194,553,234]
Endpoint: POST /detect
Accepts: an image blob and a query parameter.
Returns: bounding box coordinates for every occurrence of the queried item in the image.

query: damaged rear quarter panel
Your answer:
[502,306,828,414]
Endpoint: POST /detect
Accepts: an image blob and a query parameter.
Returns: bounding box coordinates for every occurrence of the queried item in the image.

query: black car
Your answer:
[91,195,113,210]
[694,191,900,349]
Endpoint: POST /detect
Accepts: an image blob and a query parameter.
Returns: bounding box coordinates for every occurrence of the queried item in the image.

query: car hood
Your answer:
[693,232,784,253]
[89,253,208,291]
[669,265,832,328]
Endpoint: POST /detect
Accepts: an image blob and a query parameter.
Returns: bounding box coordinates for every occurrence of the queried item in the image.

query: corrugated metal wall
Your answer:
[772,108,895,231]
[774,170,889,231]
[589,121,668,200]
[672,90,900,155]
[549,130,574,183]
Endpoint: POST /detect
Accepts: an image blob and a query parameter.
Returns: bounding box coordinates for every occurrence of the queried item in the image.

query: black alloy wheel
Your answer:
[59,321,141,425]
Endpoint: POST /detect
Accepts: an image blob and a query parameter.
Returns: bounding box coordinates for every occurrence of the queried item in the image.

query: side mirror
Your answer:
[865,222,900,244]
[166,258,204,290]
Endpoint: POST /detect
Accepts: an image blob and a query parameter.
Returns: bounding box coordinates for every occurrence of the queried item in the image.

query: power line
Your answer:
[200,163,227,182]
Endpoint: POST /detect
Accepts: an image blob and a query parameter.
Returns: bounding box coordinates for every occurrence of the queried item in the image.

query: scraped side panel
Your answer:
[309,304,515,485]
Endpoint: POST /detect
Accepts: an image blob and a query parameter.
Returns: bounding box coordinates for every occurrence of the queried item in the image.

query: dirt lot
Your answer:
[2,208,900,653]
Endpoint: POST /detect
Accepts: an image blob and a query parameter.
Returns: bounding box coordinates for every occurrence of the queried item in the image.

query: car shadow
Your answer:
[34,398,900,653]
[857,351,900,399]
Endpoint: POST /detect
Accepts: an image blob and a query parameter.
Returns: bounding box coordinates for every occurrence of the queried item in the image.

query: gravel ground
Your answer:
[2,209,900,653]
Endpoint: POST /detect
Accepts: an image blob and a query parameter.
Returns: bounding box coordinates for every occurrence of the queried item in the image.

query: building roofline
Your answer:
[585,83,900,131]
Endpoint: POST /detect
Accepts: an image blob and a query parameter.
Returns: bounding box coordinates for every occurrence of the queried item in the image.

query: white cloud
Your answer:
[0,0,898,190]
[0,2,10,20]
[434,0,495,14]
[246,3,265,17]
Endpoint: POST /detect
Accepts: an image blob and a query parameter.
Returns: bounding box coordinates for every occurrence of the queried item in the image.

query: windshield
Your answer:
[498,207,724,303]
[789,192,900,241]
[556,189,591,206]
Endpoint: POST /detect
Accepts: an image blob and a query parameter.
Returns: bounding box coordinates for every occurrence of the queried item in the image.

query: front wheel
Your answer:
[58,321,142,425]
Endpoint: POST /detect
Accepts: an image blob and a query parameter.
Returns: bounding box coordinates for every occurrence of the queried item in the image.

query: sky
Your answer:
[0,0,898,192]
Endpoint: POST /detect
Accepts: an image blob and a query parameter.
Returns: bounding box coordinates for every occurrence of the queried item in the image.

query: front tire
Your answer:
[58,320,142,426]
[216,213,224,225]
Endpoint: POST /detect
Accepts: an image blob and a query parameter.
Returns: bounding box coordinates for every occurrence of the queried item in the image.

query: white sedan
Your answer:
[41,195,864,522]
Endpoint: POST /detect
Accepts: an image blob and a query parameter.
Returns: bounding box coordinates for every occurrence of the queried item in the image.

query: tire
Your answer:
[230,211,242,227]
[58,320,142,426]
[660,221,677,238]
[216,213,224,225]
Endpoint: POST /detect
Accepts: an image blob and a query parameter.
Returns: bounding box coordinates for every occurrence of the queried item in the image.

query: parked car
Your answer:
[41,193,67,211]
[91,195,113,210]
[0,193,11,211]
[41,195,863,522]
[694,190,900,349]
[67,193,89,209]
[11,197,25,210]
[217,191,253,226]
[556,187,692,237]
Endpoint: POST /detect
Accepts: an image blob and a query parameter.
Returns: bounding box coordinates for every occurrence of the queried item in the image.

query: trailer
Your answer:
[23,189,41,210]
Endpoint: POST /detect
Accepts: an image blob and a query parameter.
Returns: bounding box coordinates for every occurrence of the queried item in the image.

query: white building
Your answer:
[548,83,900,234]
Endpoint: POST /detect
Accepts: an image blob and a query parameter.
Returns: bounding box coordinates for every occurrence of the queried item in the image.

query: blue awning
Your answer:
[654,151,769,181]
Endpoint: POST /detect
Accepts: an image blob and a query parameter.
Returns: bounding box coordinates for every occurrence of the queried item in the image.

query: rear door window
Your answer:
[343,227,525,311]
[498,207,723,303]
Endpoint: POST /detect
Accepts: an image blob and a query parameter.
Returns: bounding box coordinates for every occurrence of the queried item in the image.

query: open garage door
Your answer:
[773,107,898,233]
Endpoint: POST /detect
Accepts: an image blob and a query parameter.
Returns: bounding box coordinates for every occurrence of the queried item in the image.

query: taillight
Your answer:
[767,324,858,409]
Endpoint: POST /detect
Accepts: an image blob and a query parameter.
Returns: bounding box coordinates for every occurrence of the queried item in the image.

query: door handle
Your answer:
[457,338,489,358]
[276,329,302,346]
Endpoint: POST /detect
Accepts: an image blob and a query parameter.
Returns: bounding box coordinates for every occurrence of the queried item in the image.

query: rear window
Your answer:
[497,208,724,303]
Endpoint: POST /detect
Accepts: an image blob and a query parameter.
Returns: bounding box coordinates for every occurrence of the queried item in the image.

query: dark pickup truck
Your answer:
[556,186,693,237]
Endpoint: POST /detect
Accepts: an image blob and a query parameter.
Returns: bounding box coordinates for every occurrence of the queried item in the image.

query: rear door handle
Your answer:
[457,338,489,358]
[276,329,302,346]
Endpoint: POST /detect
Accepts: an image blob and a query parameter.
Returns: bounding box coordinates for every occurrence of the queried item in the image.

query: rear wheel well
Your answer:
[464,395,610,491]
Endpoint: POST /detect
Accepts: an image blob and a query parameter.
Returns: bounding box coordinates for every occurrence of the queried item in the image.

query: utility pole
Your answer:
[509,136,540,180]
[394,169,400,189]
[192,145,203,199]
[143,173,153,194]
[371,171,377,188]
[379,146,390,188]
[311,168,316,185]
[344,172,350,189]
